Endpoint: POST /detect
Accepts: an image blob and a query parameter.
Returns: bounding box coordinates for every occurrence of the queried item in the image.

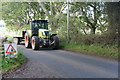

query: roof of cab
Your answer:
[30,19,48,22]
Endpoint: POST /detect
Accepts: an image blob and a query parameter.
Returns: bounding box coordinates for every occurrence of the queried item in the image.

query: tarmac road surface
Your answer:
[3,45,118,78]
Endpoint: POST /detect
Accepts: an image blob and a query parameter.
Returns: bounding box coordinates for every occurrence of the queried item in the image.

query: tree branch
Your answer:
[37,1,50,17]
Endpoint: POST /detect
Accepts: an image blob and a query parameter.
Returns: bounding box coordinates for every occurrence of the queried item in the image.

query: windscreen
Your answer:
[33,21,48,29]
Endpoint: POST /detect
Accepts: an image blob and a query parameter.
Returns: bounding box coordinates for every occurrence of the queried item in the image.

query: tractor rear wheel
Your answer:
[25,33,31,48]
[51,36,59,49]
[32,36,40,50]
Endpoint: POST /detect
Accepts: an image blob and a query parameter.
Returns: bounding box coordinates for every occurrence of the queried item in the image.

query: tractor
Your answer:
[14,20,59,50]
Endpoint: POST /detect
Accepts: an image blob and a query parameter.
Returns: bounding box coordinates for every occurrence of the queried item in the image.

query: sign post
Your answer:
[4,43,17,58]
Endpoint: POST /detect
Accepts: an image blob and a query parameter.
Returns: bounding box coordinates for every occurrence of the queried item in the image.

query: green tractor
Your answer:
[14,20,59,50]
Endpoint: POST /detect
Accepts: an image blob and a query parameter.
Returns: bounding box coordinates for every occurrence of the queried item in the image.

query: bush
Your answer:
[2,51,26,73]
[60,41,118,58]
[63,32,118,46]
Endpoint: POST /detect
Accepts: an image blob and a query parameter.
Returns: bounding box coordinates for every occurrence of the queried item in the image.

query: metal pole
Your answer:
[67,0,70,42]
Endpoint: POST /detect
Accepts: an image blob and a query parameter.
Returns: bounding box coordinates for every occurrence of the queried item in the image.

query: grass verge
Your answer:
[1,51,26,73]
[60,42,118,58]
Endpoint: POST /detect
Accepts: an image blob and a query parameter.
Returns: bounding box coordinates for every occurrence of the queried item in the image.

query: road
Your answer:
[4,45,118,78]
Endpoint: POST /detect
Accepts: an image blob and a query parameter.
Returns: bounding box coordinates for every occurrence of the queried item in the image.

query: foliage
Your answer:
[2,2,108,34]
[2,2,66,32]
[2,51,26,73]
[2,2,28,26]
[60,41,118,58]
[70,2,108,34]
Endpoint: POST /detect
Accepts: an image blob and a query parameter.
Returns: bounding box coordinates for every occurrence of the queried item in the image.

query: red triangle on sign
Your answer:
[6,44,16,53]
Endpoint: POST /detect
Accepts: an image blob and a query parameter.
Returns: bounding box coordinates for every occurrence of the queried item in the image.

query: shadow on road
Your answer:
[19,42,59,51]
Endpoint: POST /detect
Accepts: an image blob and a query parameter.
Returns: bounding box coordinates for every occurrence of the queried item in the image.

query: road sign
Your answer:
[4,43,17,58]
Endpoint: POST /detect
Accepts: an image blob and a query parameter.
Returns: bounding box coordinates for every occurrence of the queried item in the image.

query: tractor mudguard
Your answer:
[50,34,57,38]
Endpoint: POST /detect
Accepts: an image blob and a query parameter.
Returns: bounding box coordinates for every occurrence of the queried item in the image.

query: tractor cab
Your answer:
[30,20,48,30]
[30,20,49,37]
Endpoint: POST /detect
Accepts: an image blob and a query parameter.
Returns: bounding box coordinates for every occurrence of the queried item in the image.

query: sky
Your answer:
[0,20,5,27]
[0,20,5,25]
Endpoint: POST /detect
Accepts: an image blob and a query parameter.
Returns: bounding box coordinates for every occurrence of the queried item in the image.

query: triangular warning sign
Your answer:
[6,44,16,53]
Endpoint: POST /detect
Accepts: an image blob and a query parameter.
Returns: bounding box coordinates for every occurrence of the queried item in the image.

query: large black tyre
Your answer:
[51,36,59,49]
[31,36,40,50]
[25,33,31,48]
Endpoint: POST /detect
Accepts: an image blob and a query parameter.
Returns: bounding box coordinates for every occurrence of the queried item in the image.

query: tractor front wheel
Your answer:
[32,36,40,50]
[51,36,59,49]
[25,33,31,48]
